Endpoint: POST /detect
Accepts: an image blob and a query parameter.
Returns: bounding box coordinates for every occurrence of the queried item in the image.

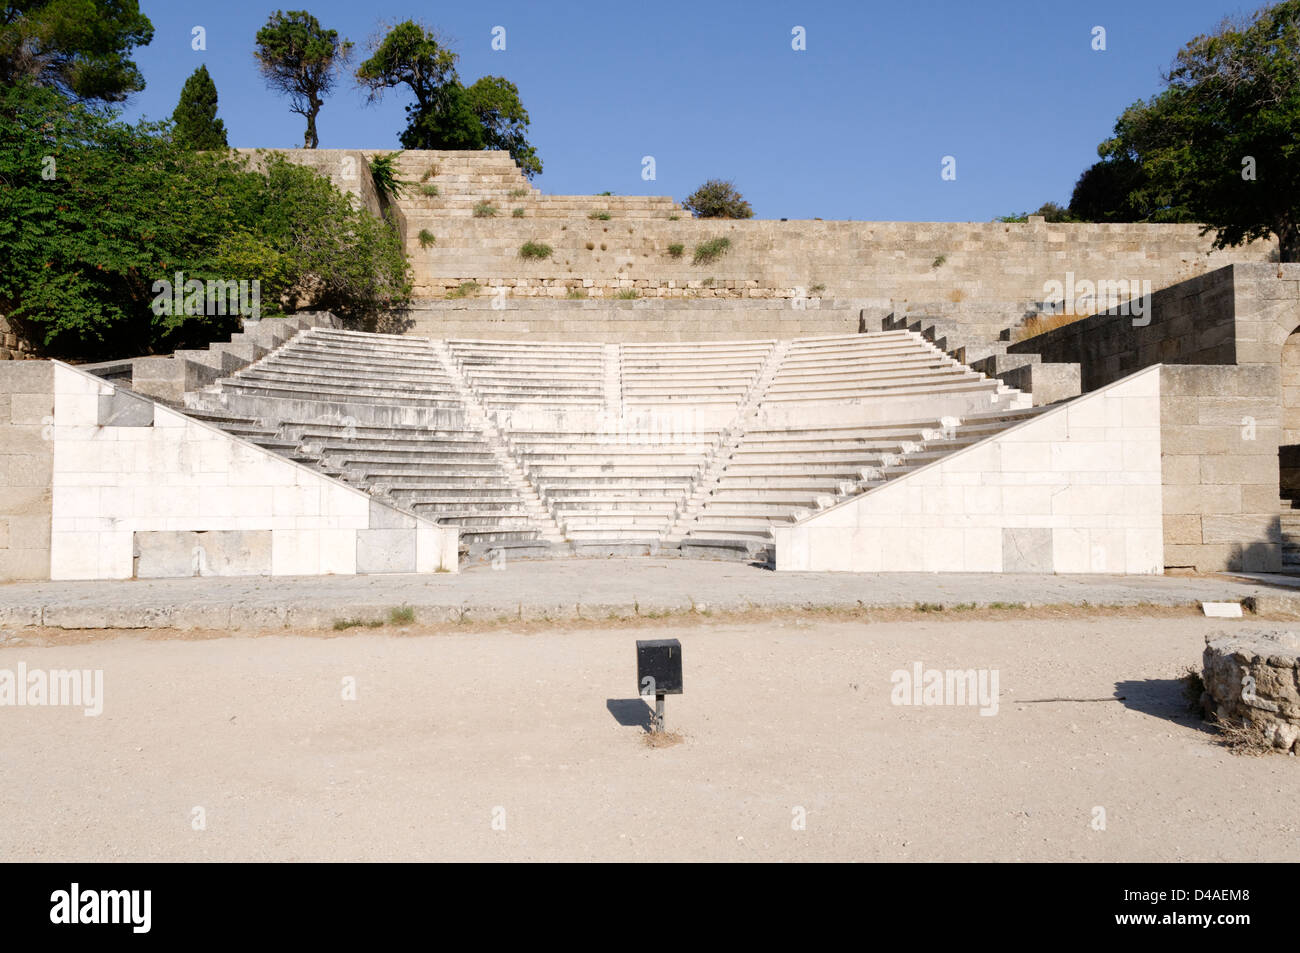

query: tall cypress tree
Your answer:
[172,65,228,150]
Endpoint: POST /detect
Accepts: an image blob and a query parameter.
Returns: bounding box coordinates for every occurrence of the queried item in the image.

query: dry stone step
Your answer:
[533,483,689,496]
[451,529,544,546]
[708,490,844,505]
[377,477,515,490]
[262,359,454,382]
[687,523,781,537]
[713,476,855,490]
[767,369,980,392]
[697,502,821,518]
[721,462,882,476]
[773,360,954,381]
[295,436,492,453]
[527,472,698,485]
[546,498,680,511]
[519,448,709,461]
[325,450,499,466]
[762,380,999,403]
[236,368,457,391]
[355,464,508,478]
[219,382,464,408]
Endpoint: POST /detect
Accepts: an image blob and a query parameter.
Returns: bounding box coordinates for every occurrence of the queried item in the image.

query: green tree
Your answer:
[682,179,753,219]
[356,20,542,178]
[254,10,353,149]
[0,81,409,359]
[0,0,154,102]
[172,65,227,150]
[1069,159,1139,222]
[465,76,541,178]
[1099,0,1300,259]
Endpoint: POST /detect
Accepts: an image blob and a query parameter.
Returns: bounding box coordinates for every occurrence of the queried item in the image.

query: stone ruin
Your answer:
[1201,628,1300,753]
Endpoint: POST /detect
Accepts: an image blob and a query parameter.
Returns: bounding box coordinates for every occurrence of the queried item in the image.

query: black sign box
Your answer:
[636,638,683,695]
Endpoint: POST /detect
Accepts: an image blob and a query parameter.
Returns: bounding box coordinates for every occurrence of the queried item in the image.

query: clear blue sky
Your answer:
[118,0,1257,221]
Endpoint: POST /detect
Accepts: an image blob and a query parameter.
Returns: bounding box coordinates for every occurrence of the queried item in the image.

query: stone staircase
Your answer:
[388,151,684,226]
[1280,500,1300,572]
[184,327,551,555]
[881,312,1082,407]
[177,324,1043,565]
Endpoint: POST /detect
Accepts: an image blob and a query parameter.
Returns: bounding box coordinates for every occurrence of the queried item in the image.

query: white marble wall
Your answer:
[774,366,1164,574]
[49,363,457,580]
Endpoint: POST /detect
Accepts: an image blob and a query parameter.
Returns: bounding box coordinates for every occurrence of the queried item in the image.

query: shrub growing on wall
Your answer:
[683,179,753,219]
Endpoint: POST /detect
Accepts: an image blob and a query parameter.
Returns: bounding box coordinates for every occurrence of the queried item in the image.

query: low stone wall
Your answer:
[0,314,38,361]
[1010,263,1300,385]
[406,299,863,342]
[0,361,53,580]
[1004,265,1300,573]
[40,362,458,581]
[1007,266,1241,390]
[1160,365,1281,572]
[1202,628,1300,753]
[774,366,1164,573]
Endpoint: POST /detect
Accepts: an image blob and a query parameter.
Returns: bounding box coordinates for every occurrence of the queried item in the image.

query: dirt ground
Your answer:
[0,611,1293,862]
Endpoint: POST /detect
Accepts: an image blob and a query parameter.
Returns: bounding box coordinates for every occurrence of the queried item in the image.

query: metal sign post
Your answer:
[636,639,683,734]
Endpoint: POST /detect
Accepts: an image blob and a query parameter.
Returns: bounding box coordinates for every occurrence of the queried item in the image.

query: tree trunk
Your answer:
[304,107,319,149]
[1278,221,1300,263]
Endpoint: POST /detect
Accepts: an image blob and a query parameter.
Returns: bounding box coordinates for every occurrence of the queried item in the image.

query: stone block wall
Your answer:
[774,367,1164,573]
[0,314,38,361]
[36,362,458,581]
[0,361,54,580]
[1159,365,1282,572]
[1005,264,1300,572]
[405,299,864,342]
[253,149,1273,344]
[1006,266,1241,390]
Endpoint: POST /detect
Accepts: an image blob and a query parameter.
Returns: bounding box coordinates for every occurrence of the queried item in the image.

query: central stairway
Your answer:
[181,324,1043,563]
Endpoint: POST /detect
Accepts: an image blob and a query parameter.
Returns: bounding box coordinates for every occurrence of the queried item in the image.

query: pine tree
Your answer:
[172,65,228,150]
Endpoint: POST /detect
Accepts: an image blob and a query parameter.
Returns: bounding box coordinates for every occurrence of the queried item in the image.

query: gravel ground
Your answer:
[0,613,1293,862]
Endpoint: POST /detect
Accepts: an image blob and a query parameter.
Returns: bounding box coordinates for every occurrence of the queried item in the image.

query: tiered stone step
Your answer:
[760,331,1009,406]
[619,340,774,408]
[1281,502,1300,571]
[188,327,545,550]
[507,430,718,540]
[680,408,1044,547]
[447,339,606,410]
[391,152,683,220]
[180,326,1038,558]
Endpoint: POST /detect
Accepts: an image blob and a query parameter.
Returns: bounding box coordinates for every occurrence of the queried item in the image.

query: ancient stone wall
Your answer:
[264,149,1275,342]
[1202,629,1300,753]
[1159,365,1282,572]
[0,314,38,361]
[1004,264,1300,572]
[0,361,53,580]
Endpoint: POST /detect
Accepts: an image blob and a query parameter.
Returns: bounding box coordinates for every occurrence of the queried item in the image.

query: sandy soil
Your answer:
[0,613,1293,862]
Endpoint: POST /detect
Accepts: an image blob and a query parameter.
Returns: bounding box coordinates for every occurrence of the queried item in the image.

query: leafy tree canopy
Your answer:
[356,20,542,178]
[1099,0,1300,259]
[0,0,154,102]
[254,9,352,149]
[0,81,409,360]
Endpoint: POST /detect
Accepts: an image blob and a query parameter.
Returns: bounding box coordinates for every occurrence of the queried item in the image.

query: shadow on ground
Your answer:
[1115,677,1215,735]
[605,698,654,732]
